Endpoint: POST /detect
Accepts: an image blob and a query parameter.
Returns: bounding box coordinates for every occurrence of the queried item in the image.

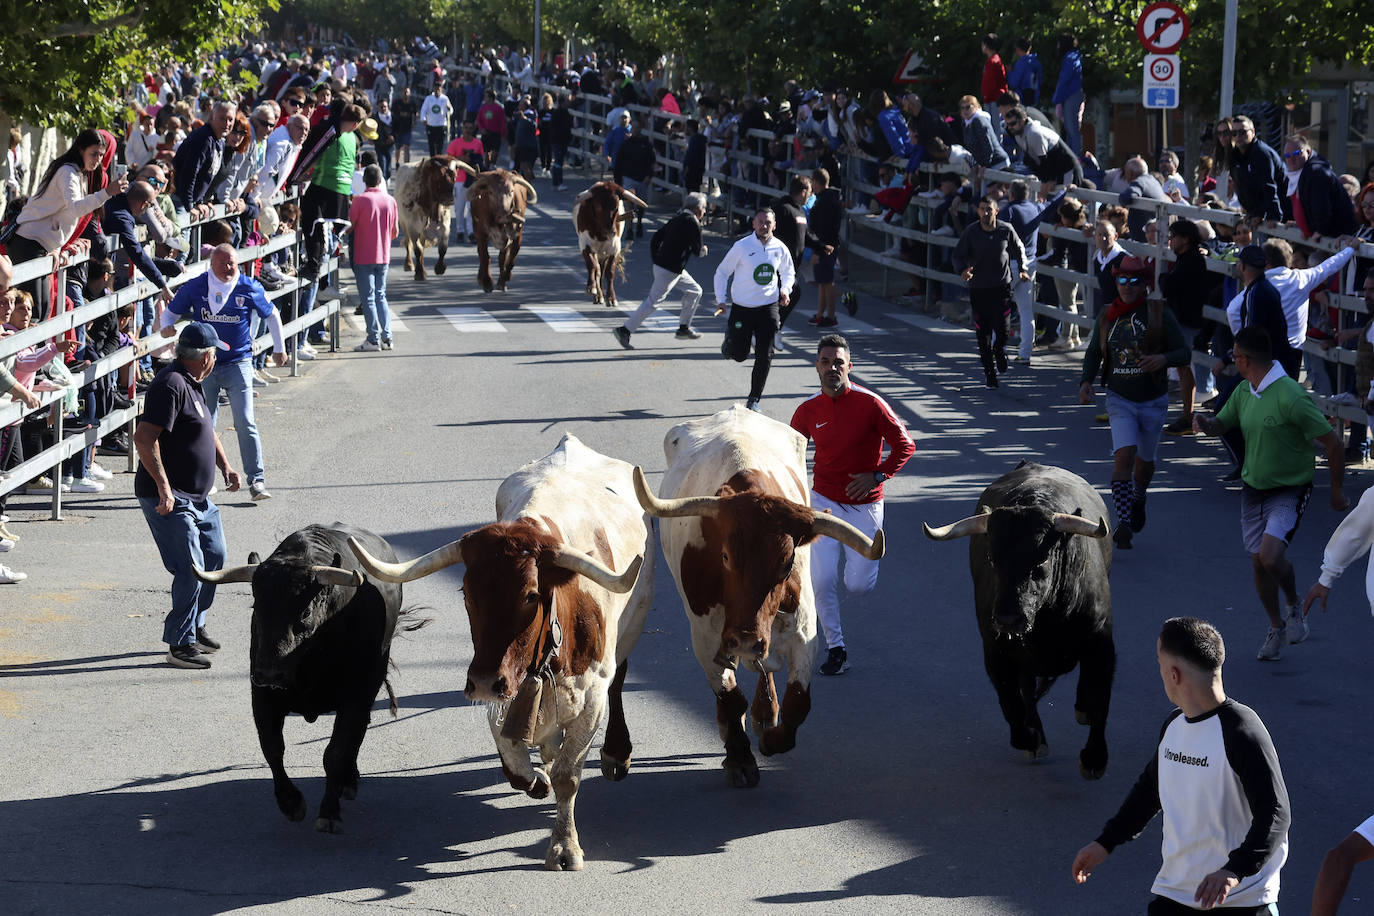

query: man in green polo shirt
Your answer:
[1195,325,1348,661]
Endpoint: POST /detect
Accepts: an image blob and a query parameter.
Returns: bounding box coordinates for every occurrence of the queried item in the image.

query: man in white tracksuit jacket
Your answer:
[714,207,795,412]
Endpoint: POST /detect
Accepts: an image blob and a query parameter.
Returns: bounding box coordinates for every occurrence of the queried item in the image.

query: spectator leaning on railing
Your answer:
[1282,135,1359,239]
[7,130,128,321]
[173,100,237,223]
[1229,115,1285,223]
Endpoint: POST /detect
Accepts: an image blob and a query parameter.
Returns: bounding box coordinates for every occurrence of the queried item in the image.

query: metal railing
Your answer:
[2,197,343,518]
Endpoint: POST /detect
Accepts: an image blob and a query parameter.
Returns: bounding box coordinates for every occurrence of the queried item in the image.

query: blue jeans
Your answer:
[1059,90,1085,157]
[139,495,226,647]
[551,143,568,186]
[201,358,265,484]
[355,263,391,344]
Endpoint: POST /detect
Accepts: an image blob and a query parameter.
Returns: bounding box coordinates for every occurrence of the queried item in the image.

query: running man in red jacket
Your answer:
[790,334,915,675]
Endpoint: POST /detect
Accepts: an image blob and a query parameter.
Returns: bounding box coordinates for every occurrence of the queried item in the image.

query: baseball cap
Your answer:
[1237,244,1266,268]
[179,321,230,351]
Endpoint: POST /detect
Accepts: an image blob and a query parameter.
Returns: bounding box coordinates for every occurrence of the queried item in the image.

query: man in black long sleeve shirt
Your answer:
[808,167,844,326]
[771,176,812,338]
[105,182,174,306]
[1073,617,1289,912]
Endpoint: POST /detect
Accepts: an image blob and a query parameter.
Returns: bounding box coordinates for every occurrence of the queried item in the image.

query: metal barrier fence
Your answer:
[1,199,344,518]
[447,68,1374,426]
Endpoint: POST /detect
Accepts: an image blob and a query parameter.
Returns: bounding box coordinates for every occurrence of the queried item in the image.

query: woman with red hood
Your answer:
[5,129,127,324]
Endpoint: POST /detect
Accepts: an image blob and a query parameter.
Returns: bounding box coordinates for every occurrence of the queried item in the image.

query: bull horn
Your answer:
[310,566,366,587]
[923,507,992,541]
[574,188,593,202]
[348,535,463,583]
[631,466,722,519]
[620,190,648,210]
[193,563,258,584]
[550,547,643,594]
[1052,513,1109,539]
[454,159,478,177]
[513,175,538,203]
[811,512,885,560]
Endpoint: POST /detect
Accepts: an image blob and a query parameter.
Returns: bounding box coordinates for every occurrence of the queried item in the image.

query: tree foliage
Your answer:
[274,0,1373,115]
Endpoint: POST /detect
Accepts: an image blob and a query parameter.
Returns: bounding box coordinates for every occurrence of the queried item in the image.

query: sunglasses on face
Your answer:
[1116,276,1144,286]
[1283,150,1305,159]
[145,176,165,187]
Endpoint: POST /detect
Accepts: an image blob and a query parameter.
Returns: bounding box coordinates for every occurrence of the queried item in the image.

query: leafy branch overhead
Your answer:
[1,0,277,131]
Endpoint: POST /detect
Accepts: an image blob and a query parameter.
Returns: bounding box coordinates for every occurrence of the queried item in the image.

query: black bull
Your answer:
[194,523,428,832]
[924,462,1116,779]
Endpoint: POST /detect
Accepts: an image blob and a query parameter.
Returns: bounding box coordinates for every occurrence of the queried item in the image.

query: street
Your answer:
[1,169,1371,915]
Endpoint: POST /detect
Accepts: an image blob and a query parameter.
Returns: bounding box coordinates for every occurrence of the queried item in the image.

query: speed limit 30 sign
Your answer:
[1143,53,1179,109]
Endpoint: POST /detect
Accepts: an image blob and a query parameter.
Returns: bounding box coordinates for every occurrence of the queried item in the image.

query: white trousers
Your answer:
[809,490,884,650]
[451,182,473,236]
[624,264,703,332]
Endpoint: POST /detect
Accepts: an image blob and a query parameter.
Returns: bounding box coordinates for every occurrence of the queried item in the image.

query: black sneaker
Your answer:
[745,397,762,412]
[985,370,999,389]
[819,646,849,676]
[613,326,633,349]
[675,326,701,340]
[1129,494,1147,533]
[195,626,221,653]
[167,644,212,669]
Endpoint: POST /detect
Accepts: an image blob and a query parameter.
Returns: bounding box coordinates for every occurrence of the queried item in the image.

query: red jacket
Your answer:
[790,384,915,505]
[982,54,1009,104]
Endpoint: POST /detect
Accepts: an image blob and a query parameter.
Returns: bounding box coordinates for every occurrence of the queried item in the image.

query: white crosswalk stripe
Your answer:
[520,304,603,332]
[438,306,507,333]
[346,314,410,333]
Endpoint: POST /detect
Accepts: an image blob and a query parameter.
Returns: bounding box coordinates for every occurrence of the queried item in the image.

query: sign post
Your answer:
[1136,2,1190,157]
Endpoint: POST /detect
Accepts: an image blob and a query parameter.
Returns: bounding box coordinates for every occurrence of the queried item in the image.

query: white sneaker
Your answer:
[0,537,13,552]
[354,341,381,352]
[252,372,269,388]
[296,348,316,361]
[249,481,272,501]
[1256,627,1284,661]
[88,463,114,481]
[381,340,393,351]
[0,564,27,584]
[1285,608,1310,645]
[69,477,105,494]
[300,343,318,356]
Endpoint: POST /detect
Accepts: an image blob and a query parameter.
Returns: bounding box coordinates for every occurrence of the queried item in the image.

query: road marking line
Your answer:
[522,304,604,332]
[438,306,507,333]
[346,314,411,333]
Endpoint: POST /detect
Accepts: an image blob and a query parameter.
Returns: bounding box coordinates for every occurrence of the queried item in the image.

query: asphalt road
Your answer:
[2,166,1372,914]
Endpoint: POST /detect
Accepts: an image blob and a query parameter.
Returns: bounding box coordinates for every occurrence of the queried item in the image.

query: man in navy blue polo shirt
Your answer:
[159,244,286,501]
[134,322,242,669]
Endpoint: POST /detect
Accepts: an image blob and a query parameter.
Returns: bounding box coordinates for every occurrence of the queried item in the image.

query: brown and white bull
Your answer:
[467,168,537,292]
[633,406,884,789]
[348,434,652,871]
[572,181,647,306]
[393,155,473,280]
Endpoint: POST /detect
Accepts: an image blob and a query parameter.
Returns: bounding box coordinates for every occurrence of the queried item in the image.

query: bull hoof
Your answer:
[495,282,508,292]
[1024,742,1050,760]
[758,725,794,757]
[528,769,552,800]
[599,749,631,782]
[314,817,345,834]
[545,841,585,872]
[1079,748,1108,780]
[434,261,447,275]
[480,279,493,293]
[722,756,760,789]
[414,272,426,281]
[276,786,307,822]
[1074,707,1090,726]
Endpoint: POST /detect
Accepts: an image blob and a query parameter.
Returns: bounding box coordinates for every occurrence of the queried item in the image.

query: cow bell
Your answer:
[500,673,544,745]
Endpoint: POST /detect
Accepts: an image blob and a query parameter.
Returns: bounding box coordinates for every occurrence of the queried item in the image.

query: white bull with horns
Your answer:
[347,434,653,872]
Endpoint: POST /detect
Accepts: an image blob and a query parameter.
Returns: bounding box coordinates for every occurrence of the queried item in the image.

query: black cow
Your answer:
[194,523,428,832]
[923,462,1115,780]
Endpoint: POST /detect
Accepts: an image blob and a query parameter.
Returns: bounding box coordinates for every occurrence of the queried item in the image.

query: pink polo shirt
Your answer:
[347,187,398,266]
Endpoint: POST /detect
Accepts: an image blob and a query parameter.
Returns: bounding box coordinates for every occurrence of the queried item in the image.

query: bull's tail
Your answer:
[383,605,434,717]
[1034,675,1059,701]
